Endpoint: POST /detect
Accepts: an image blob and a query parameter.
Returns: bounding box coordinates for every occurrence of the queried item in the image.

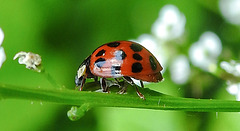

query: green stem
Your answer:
[67,104,92,121]
[1,83,240,112]
[41,68,62,89]
[43,71,62,88]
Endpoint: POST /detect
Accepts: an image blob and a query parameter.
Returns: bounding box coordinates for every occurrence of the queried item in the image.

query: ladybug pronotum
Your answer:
[75,41,163,99]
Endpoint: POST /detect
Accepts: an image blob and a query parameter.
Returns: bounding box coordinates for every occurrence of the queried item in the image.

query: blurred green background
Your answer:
[1,0,240,131]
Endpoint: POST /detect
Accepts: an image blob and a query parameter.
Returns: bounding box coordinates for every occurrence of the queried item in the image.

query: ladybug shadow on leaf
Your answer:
[78,79,165,98]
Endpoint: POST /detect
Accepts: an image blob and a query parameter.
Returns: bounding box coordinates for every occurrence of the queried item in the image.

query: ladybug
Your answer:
[75,41,163,99]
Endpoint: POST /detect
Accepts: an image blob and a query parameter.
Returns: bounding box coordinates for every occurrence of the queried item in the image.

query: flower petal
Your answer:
[0,28,4,46]
[0,47,6,68]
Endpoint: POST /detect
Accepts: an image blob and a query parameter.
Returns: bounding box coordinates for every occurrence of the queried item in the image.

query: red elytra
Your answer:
[90,41,163,81]
[75,41,163,99]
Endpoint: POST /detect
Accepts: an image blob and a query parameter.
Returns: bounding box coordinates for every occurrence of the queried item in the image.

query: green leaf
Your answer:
[1,82,240,112]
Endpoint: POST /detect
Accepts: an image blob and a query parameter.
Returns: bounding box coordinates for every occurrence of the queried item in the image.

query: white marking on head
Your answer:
[77,65,86,78]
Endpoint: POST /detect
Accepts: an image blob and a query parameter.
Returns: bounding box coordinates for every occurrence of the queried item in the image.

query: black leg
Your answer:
[117,79,126,94]
[94,76,98,82]
[140,80,144,88]
[114,78,123,88]
[114,78,120,83]
[100,78,108,92]
[79,76,86,91]
[123,76,145,100]
[123,76,134,85]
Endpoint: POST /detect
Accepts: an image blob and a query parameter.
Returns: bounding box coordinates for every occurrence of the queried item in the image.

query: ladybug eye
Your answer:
[77,65,87,78]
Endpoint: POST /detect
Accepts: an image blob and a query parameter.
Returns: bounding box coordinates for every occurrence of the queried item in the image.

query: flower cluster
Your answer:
[133,5,224,86]
[220,60,240,77]
[151,5,186,41]
[132,4,190,85]
[189,32,222,73]
[13,51,42,72]
[226,81,240,101]
[221,60,240,101]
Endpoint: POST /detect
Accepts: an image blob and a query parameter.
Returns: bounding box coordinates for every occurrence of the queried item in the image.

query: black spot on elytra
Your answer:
[94,58,106,68]
[130,43,143,52]
[115,50,127,60]
[95,49,106,57]
[133,53,142,61]
[149,56,157,71]
[111,65,121,75]
[132,62,143,73]
[107,42,120,47]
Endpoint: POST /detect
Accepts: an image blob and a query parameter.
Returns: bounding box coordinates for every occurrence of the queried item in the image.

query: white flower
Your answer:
[0,28,6,69]
[226,81,240,101]
[219,0,240,25]
[189,32,222,72]
[220,60,240,77]
[152,5,186,41]
[224,60,240,100]
[170,55,190,84]
[0,28,4,45]
[13,51,42,72]
[0,47,6,68]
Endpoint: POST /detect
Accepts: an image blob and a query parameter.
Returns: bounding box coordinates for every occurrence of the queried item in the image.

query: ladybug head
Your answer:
[75,64,87,86]
[75,56,91,86]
